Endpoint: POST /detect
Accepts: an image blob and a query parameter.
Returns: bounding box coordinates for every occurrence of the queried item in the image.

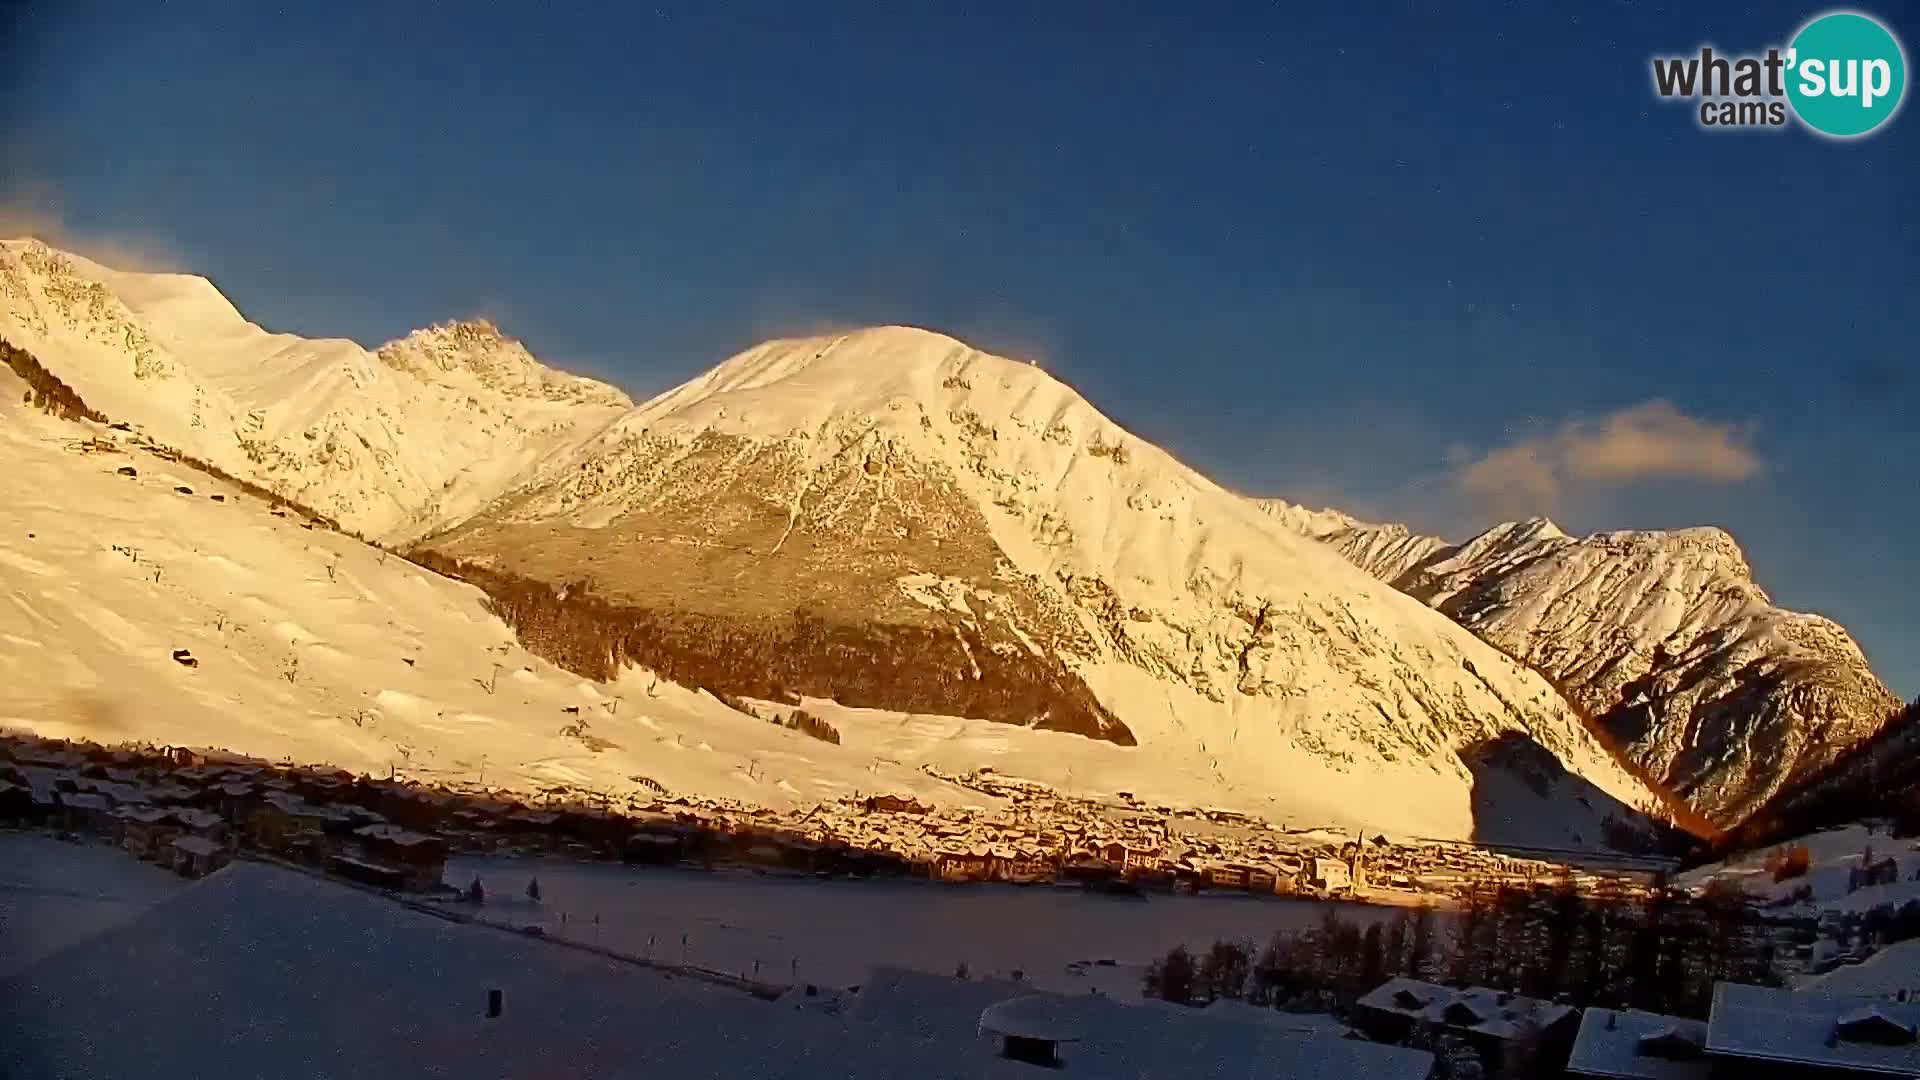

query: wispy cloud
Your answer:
[1451,400,1763,517]
[0,182,190,273]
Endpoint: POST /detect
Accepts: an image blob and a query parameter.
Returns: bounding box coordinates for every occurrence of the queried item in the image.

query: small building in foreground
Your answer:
[346,823,447,891]
[1567,1007,1709,1080]
[1354,977,1577,1074]
[1706,981,1920,1079]
[169,835,229,879]
[979,994,1085,1068]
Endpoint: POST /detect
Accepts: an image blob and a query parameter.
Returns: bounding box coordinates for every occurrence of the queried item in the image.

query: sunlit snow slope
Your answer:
[0,239,629,543]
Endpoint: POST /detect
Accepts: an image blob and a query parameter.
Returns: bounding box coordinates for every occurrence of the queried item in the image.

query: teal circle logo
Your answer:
[1786,11,1907,137]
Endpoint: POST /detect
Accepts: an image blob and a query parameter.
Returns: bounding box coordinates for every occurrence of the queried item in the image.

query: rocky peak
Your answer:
[376,320,630,408]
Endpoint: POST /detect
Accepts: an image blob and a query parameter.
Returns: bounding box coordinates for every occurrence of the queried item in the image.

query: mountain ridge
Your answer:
[11,237,1883,840]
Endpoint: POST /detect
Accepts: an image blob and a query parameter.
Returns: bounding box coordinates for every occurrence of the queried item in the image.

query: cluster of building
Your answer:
[1337,973,1920,1079]
[0,736,449,889]
[2,731,1672,914]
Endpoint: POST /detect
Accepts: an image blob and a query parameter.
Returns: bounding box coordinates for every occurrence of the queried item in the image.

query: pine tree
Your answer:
[1409,904,1435,980]
[1145,945,1197,1004]
[1360,922,1386,990]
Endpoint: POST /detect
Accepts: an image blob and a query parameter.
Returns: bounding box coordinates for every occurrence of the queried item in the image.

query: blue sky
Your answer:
[3,2,1915,697]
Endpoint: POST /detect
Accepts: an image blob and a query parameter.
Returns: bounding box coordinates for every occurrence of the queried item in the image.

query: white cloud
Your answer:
[1453,400,1763,515]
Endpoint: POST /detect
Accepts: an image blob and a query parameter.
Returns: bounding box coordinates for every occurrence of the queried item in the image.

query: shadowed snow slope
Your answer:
[1,242,1674,842]
[1258,499,1900,826]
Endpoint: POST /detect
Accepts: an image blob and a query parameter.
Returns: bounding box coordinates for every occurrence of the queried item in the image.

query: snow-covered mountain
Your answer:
[0,239,1674,843]
[0,239,630,543]
[1257,502,1902,826]
[420,326,1672,841]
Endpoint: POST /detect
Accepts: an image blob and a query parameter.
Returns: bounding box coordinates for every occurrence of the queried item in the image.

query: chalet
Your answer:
[0,779,33,823]
[1205,863,1250,891]
[119,806,179,860]
[348,823,447,891]
[1355,978,1578,1074]
[1121,847,1161,877]
[172,806,226,841]
[249,793,352,862]
[624,832,694,866]
[169,835,229,879]
[1567,1008,1709,1080]
[1062,855,1124,888]
[1706,982,1920,1079]
[863,794,929,816]
[933,850,991,883]
[57,791,112,834]
[1315,857,1355,894]
[997,853,1056,885]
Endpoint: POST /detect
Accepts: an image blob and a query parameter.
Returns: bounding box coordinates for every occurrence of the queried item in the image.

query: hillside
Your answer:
[0,238,629,543]
[419,326,1670,842]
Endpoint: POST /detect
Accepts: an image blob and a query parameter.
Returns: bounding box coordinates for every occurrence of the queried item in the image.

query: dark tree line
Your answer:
[399,548,1131,745]
[4,337,108,422]
[1711,696,1920,858]
[1145,882,1782,1021]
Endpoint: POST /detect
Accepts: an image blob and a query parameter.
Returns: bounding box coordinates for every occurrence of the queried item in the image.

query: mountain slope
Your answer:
[0,241,1675,842]
[419,326,1671,841]
[1258,502,1902,826]
[0,375,1213,816]
[0,238,629,543]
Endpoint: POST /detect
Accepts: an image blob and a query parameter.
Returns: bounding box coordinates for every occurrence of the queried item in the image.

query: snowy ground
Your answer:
[444,854,1393,993]
[2,856,1425,1080]
[0,831,187,977]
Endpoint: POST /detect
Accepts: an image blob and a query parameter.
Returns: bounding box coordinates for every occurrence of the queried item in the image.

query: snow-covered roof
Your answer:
[850,965,1433,1079]
[1567,1009,1709,1080]
[1707,982,1920,1076]
[170,835,219,857]
[1800,937,1920,999]
[845,965,1028,1044]
[58,792,108,811]
[978,994,1086,1043]
[1356,977,1575,1039]
[353,823,438,847]
[172,808,223,831]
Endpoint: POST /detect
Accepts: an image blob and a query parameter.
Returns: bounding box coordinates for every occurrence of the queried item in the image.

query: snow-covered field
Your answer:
[0,832,188,977]
[3,855,1428,1080]
[447,854,1394,993]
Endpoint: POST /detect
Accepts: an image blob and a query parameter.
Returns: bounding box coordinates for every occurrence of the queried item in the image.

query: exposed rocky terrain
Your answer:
[1257,502,1902,826]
